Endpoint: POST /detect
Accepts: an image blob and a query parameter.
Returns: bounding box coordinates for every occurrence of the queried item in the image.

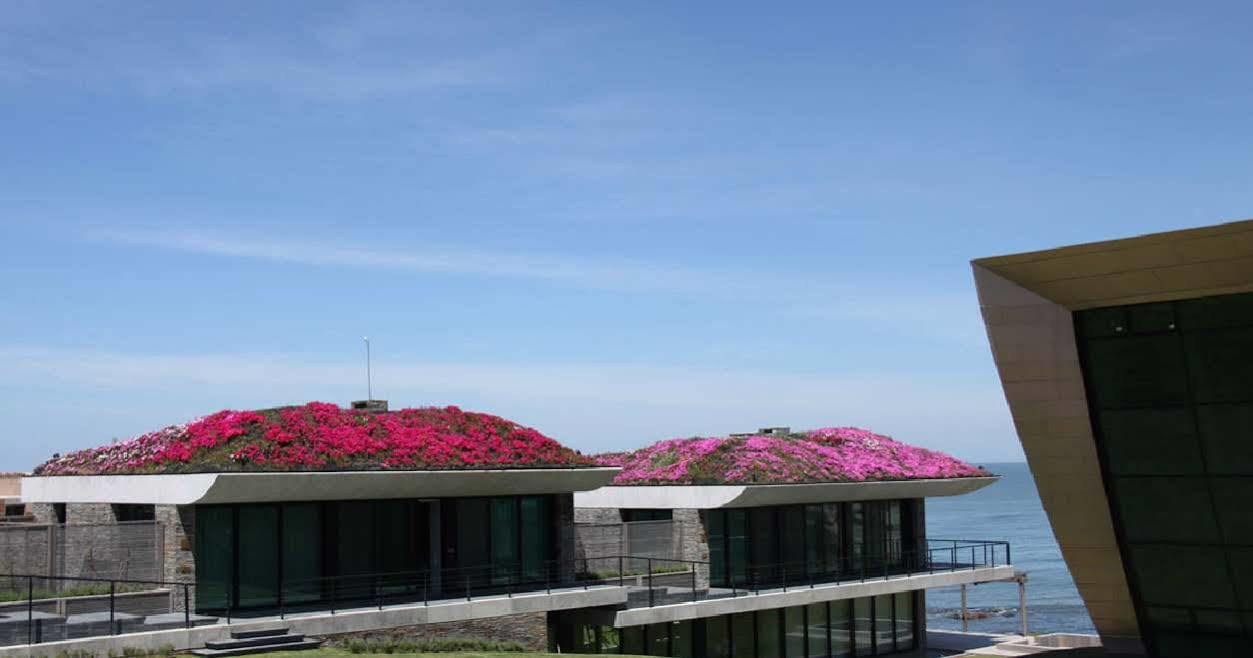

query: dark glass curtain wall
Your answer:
[195,494,554,613]
[557,592,919,657]
[706,501,918,588]
[1077,291,1253,657]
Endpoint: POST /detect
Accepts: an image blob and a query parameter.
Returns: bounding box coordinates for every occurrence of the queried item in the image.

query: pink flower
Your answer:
[597,427,986,485]
[33,403,595,475]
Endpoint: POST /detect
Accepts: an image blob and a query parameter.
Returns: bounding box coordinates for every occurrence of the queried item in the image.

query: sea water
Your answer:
[925,461,1097,635]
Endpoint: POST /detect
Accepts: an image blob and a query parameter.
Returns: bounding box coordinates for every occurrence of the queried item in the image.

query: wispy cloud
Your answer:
[89,225,987,346]
[0,3,578,100]
[0,346,1018,462]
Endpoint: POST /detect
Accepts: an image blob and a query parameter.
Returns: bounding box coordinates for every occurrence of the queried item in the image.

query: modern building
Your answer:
[974,219,1253,658]
[564,427,1013,658]
[15,402,624,654]
[11,407,1014,658]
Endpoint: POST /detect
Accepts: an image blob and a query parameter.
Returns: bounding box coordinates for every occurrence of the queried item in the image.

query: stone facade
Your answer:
[28,503,57,524]
[326,611,549,651]
[574,508,619,524]
[158,505,196,610]
[676,509,710,589]
[66,503,118,525]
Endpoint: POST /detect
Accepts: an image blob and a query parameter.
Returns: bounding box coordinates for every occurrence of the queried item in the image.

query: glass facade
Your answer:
[1077,291,1253,656]
[706,501,918,588]
[194,495,555,613]
[559,593,918,657]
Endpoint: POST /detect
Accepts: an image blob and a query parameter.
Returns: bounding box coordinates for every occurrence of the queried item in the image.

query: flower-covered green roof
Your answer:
[34,402,594,475]
[597,427,986,485]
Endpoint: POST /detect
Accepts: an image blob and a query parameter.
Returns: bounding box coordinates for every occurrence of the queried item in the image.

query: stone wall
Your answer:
[326,611,549,651]
[574,508,619,524]
[0,523,51,577]
[158,505,195,610]
[676,509,710,589]
[66,503,118,524]
[28,503,57,524]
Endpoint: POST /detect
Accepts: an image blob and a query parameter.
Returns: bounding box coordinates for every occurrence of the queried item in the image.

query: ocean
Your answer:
[925,461,1096,635]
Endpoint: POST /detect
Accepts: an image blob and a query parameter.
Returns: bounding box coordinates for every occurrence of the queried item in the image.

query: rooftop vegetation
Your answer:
[34,402,595,475]
[597,427,987,485]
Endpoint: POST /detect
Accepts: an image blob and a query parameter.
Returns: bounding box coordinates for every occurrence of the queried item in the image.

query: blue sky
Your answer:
[3,1,1252,469]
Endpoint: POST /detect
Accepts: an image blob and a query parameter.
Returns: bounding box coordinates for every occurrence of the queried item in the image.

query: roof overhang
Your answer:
[21,467,621,506]
[574,476,998,509]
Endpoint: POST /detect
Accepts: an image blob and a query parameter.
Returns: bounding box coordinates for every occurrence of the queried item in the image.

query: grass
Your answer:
[190,646,651,651]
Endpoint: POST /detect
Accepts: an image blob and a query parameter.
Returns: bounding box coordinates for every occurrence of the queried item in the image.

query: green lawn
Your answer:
[202,646,646,651]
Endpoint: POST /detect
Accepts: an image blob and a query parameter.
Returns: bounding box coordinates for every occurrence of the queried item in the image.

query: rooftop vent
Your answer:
[350,399,389,413]
[729,426,792,438]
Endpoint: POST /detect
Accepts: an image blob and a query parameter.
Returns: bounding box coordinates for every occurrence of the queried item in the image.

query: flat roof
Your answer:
[22,467,621,505]
[574,476,999,509]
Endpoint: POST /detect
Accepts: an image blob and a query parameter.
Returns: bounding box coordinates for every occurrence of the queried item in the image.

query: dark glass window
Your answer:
[648,623,670,657]
[1078,292,1253,653]
[281,503,322,604]
[806,603,827,658]
[822,504,841,576]
[195,506,233,611]
[708,510,727,587]
[520,496,549,581]
[751,508,779,583]
[491,498,519,584]
[622,509,673,522]
[237,505,279,608]
[873,594,894,654]
[784,606,805,658]
[623,626,646,656]
[728,509,750,587]
[852,598,871,656]
[782,508,805,583]
[757,609,781,658]
[894,592,915,650]
[829,600,851,657]
[732,613,754,658]
[53,503,66,524]
[114,504,155,522]
[706,615,731,658]
[672,621,694,658]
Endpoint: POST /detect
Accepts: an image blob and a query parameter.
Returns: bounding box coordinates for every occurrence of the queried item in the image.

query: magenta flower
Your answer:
[33,403,595,475]
[599,427,986,485]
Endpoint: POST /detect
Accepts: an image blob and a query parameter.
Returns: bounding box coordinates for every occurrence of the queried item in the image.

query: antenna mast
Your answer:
[364,336,373,401]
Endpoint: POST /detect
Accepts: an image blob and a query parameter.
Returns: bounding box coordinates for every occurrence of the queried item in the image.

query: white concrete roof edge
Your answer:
[22,467,622,505]
[574,476,1000,509]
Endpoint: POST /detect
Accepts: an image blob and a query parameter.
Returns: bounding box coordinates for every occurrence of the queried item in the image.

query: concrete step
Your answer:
[230,627,292,640]
[191,639,322,657]
[206,634,307,650]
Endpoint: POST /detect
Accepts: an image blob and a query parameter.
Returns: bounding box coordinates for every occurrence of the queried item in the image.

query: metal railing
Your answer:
[0,573,196,647]
[618,539,1011,608]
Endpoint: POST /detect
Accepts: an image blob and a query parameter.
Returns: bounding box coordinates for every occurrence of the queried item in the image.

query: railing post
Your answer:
[279,578,286,620]
[184,584,191,629]
[619,555,624,587]
[423,573,429,607]
[951,546,956,571]
[545,562,551,595]
[110,579,116,635]
[647,558,654,608]
[330,578,336,615]
[1007,542,1012,565]
[971,546,976,571]
[465,576,470,601]
[691,567,697,602]
[583,559,588,590]
[376,574,383,610]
